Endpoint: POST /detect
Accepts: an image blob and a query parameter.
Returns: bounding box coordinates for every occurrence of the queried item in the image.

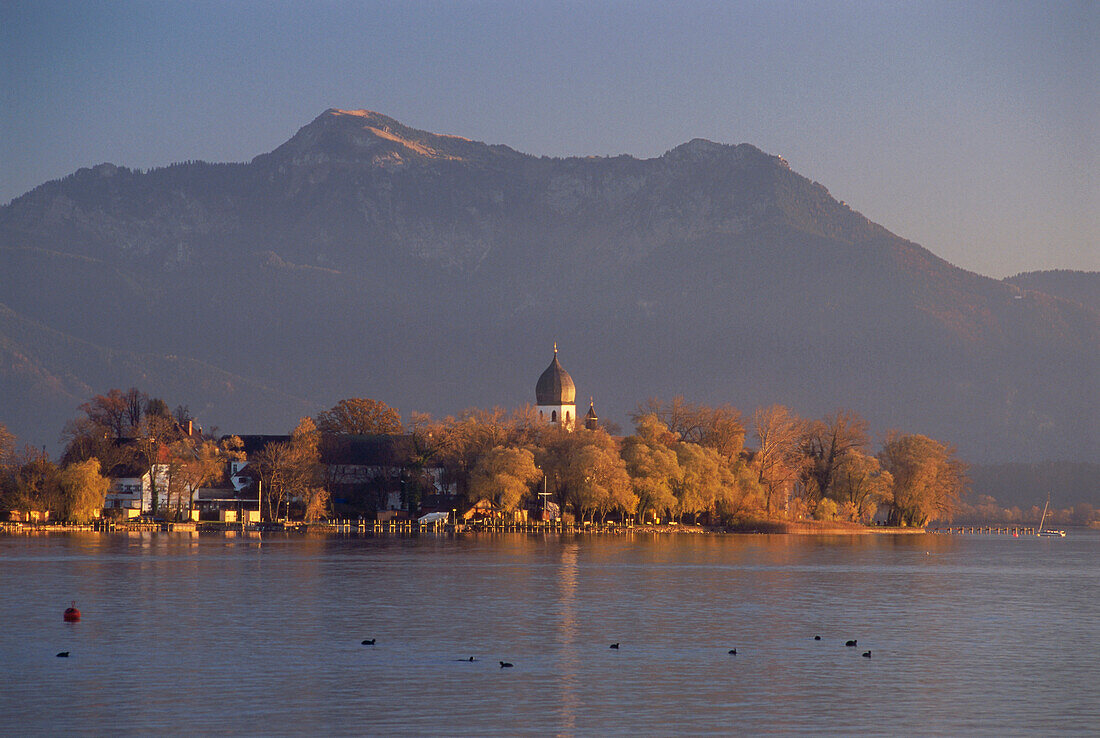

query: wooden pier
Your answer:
[926,526,1036,535]
[314,519,629,535]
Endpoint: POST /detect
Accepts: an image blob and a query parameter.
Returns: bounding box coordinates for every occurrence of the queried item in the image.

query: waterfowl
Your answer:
[500,661,513,668]
[728,649,737,655]
[609,643,619,649]
[56,652,69,658]
[361,638,376,645]
[845,640,857,647]
[862,651,872,658]
[814,635,821,641]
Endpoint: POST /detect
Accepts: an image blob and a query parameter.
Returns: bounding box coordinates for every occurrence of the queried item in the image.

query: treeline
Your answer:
[265,397,967,527]
[953,496,1097,527]
[0,388,243,523]
[2,391,971,527]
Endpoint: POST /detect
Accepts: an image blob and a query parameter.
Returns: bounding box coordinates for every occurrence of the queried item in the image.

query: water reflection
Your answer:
[556,542,579,736]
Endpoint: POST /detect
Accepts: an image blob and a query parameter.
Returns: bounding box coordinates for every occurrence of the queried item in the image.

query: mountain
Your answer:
[0,301,315,444]
[1004,270,1100,316]
[1,109,1096,462]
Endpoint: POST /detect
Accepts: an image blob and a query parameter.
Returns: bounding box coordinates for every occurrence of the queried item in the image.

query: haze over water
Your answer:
[2,531,1097,735]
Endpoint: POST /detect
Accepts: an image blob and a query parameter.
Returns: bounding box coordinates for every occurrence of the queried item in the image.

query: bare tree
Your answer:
[751,405,805,515]
[798,410,869,507]
[123,388,148,430]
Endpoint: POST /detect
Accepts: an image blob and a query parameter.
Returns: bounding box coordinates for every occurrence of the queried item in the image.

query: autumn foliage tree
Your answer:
[831,451,893,523]
[634,397,746,461]
[1,446,61,516]
[468,446,541,512]
[556,429,634,523]
[315,398,402,435]
[255,418,324,521]
[798,410,870,509]
[621,415,681,521]
[58,458,110,523]
[878,431,967,526]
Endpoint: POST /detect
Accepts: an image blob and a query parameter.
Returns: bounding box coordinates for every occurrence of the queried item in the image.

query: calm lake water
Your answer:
[1,530,1098,736]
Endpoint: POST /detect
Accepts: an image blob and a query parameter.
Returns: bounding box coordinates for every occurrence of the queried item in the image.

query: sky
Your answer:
[1,0,1096,278]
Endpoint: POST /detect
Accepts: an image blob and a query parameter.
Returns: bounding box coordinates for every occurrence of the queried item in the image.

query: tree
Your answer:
[434,408,510,498]
[145,397,171,420]
[751,405,804,515]
[560,434,633,522]
[621,415,680,522]
[832,451,892,523]
[132,413,179,516]
[633,397,745,461]
[798,410,869,508]
[315,398,402,435]
[672,442,728,523]
[878,432,967,527]
[533,426,633,522]
[167,437,227,521]
[58,458,109,523]
[123,388,148,429]
[4,449,62,516]
[814,497,839,521]
[715,459,766,523]
[468,446,540,512]
[255,417,322,521]
[79,389,130,439]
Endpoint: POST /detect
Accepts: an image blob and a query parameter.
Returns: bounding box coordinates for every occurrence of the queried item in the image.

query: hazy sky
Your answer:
[2,0,1096,277]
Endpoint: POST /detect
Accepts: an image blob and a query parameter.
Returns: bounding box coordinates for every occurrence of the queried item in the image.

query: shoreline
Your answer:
[2,520,928,536]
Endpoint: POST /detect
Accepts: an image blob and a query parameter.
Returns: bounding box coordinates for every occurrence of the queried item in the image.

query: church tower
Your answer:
[584,398,599,430]
[536,344,576,431]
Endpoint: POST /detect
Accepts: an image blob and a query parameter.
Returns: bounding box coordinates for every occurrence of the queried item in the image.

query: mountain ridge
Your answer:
[1,109,1095,461]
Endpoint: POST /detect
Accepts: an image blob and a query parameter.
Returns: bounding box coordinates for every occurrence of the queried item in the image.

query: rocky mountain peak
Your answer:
[257,108,520,169]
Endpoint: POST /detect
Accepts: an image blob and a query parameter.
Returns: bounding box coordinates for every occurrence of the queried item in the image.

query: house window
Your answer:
[551,411,557,422]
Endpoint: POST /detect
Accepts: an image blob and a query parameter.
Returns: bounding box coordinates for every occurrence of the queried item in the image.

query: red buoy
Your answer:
[63,601,81,622]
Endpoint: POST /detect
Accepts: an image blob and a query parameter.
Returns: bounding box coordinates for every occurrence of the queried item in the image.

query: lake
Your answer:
[1,530,1097,736]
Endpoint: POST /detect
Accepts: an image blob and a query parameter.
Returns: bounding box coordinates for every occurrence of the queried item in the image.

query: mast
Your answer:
[1038,492,1050,534]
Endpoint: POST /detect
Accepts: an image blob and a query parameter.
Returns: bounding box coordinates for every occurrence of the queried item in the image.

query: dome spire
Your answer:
[536,345,576,406]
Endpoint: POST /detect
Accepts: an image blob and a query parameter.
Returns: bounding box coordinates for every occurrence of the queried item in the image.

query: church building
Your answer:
[535,344,598,431]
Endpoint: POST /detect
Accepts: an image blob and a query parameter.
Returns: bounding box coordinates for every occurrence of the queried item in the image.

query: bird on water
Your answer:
[500,661,514,668]
[361,638,376,645]
[845,640,857,647]
[56,652,69,658]
[609,643,619,649]
[862,651,872,658]
[728,649,737,655]
[814,635,821,641]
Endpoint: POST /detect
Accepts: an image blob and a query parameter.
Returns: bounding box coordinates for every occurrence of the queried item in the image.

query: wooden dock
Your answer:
[926,526,1036,535]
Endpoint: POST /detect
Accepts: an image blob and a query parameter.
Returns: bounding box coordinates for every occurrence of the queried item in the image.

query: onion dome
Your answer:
[536,344,576,405]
